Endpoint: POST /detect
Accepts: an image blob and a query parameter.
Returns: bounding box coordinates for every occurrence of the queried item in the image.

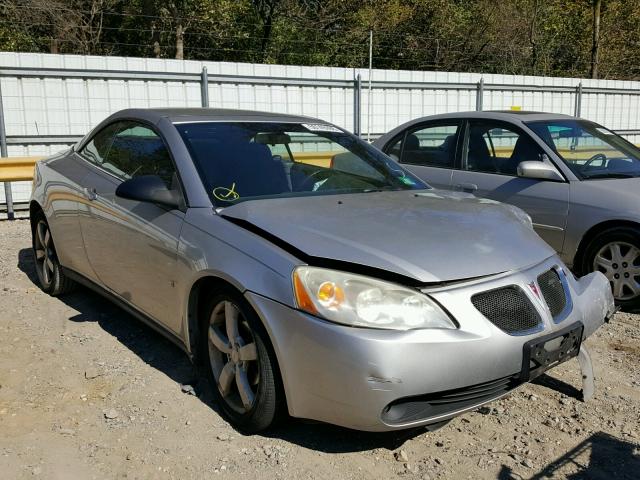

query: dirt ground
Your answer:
[0,218,638,480]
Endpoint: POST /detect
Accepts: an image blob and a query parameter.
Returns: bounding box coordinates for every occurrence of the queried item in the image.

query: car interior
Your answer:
[466,126,544,175]
[401,133,457,167]
[182,128,396,202]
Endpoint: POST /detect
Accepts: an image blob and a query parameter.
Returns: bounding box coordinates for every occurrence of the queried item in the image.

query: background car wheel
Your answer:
[200,289,285,433]
[31,213,76,296]
[582,226,640,310]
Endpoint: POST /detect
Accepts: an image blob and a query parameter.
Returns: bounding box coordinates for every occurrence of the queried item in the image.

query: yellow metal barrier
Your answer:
[1,156,42,219]
[0,156,42,182]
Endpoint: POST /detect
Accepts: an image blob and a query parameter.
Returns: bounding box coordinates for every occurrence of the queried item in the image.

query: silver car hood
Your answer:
[221,189,555,283]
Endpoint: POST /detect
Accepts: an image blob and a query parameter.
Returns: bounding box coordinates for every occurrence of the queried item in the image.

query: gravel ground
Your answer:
[0,218,639,480]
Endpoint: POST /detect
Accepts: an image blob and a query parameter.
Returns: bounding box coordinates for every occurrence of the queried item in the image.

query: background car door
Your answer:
[77,120,186,334]
[382,121,461,190]
[450,119,569,252]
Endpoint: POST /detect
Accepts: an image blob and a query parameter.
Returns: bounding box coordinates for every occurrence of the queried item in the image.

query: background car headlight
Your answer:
[292,266,456,330]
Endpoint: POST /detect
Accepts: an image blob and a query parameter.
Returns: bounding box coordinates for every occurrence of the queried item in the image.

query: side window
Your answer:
[104,122,177,188]
[466,121,545,175]
[395,124,459,168]
[80,124,118,166]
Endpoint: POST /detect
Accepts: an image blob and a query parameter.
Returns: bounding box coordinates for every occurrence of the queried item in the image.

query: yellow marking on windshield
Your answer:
[213,183,240,202]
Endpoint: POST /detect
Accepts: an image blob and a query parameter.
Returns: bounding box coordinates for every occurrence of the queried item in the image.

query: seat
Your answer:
[207,142,289,198]
[401,133,422,164]
[404,133,420,150]
[505,136,543,174]
[467,131,493,172]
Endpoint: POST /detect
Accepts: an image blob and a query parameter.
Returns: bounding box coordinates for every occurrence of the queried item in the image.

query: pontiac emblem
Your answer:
[528,281,541,299]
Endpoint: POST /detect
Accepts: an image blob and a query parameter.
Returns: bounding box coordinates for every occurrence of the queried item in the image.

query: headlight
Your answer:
[292,266,456,330]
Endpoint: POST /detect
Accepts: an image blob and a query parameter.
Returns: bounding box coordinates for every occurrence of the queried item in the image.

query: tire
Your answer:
[581,226,640,310]
[199,288,285,433]
[31,212,76,296]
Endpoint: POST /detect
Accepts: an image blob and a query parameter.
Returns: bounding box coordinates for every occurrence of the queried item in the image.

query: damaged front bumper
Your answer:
[246,256,615,432]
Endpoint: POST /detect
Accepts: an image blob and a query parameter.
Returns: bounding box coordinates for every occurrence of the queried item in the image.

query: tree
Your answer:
[591,0,602,78]
[2,0,640,80]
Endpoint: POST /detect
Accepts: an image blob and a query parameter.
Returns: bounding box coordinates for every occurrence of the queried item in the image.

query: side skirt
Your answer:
[62,267,192,359]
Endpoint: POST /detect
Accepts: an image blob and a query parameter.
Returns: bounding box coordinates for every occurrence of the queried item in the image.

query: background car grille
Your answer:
[537,269,567,318]
[471,286,542,334]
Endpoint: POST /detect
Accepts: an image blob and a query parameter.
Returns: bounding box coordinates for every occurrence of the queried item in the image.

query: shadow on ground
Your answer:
[17,248,423,453]
[532,373,582,400]
[498,432,640,480]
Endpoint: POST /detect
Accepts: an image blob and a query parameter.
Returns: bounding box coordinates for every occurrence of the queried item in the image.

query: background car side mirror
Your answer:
[115,175,181,209]
[517,161,564,182]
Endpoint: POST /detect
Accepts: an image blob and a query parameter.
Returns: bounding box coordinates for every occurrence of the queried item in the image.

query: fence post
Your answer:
[200,66,209,108]
[476,78,484,111]
[0,79,13,220]
[575,82,583,117]
[353,74,362,137]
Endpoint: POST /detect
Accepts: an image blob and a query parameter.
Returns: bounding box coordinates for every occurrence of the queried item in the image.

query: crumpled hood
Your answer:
[221,189,556,283]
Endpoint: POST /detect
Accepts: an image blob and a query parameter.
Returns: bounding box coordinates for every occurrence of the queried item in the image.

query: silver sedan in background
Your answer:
[30,108,614,432]
[375,111,640,309]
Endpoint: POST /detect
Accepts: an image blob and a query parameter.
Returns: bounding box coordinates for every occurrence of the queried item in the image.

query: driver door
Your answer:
[450,119,569,252]
[77,120,186,334]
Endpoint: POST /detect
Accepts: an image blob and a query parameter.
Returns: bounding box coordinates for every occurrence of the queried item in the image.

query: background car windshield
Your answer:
[527,120,640,179]
[176,122,427,205]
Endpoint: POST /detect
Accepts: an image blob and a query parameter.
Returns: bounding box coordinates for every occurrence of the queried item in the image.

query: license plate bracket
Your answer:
[520,322,584,382]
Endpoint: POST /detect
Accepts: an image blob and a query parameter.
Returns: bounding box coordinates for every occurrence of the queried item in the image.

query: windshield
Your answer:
[176,122,428,205]
[526,119,640,180]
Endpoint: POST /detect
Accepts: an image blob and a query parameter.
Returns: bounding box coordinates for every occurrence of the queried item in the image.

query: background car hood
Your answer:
[221,190,555,283]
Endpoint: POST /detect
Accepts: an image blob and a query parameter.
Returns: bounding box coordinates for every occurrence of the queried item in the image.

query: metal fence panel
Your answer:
[3,51,640,211]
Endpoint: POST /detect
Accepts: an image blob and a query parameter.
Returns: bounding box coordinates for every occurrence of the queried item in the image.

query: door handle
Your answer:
[83,187,97,201]
[454,182,478,193]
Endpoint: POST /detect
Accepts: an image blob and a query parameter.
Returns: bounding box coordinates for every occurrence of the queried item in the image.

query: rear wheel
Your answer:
[582,227,640,310]
[31,213,76,296]
[200,289,284,433]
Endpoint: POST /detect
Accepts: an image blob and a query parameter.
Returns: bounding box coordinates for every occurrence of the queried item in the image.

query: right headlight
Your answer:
[292,266,456,330]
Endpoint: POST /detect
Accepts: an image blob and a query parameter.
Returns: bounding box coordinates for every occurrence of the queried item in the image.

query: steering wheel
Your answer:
[299,169,335,192]
[582,153,607,169]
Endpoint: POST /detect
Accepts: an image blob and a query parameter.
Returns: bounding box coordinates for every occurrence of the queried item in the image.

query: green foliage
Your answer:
[0,0,638,79]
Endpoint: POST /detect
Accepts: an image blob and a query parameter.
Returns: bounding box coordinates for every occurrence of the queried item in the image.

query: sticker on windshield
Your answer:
[399,176,416,185]
[302,123,343,133]
[596,127,613,135]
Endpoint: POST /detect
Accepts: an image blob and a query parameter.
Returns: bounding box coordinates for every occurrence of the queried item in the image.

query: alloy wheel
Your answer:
[593,241,640,300]
[207,300,260,413]
[34,220,55,287]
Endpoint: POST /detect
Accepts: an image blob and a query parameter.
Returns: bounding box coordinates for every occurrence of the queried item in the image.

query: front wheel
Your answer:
[582,226,640,310]
[200,290,284,433]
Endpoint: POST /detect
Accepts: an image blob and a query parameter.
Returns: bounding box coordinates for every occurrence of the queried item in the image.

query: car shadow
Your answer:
[17,248,423,452]
[532,373,582,400]
[497,431,640,480]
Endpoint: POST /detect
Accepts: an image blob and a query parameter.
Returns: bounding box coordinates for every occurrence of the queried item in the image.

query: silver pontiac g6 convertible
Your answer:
[30,108,615,432]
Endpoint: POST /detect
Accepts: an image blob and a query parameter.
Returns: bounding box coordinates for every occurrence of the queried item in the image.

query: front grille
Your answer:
[537,269,567,318]
[381,374,521,424]
[471,286,542,334]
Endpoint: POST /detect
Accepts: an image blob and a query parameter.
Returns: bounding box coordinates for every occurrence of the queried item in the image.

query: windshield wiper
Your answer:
[581,172,638,179]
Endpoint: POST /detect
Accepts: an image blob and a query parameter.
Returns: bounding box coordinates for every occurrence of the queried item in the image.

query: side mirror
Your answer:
[517,161,564,182]
[115,175,181,209]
